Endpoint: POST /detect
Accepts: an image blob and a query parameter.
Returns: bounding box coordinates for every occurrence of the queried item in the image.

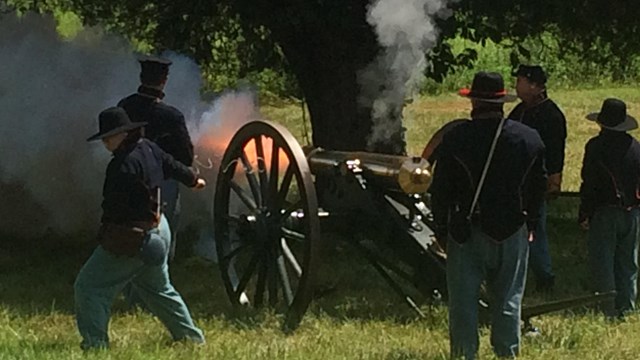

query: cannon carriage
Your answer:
[212,119,614,332]
[213,120,446,330]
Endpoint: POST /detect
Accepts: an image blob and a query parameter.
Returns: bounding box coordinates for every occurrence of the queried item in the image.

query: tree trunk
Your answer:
[237,2,407,154]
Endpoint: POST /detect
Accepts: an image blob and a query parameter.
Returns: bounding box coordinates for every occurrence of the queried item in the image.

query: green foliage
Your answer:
[52,9,81,38]
[421,37,513,95]
[7,0,640,101]
[6,0,640,152]
[420,32,640,95]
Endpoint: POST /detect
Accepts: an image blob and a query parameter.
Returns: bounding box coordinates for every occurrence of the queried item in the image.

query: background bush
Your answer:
[422,32,640,95]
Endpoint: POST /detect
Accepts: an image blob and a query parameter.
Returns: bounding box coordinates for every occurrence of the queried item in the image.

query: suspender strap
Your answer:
[468,117,506,218]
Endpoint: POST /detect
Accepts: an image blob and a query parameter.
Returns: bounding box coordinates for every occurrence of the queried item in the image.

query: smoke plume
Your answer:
[0,12,257,238]
[359,0,453,153]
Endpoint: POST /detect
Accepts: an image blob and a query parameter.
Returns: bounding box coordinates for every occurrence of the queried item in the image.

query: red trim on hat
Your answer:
[459,88,507,97]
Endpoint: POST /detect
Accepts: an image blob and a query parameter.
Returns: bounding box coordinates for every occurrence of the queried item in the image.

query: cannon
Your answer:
[213,120,445,330]
[212,119,612,332]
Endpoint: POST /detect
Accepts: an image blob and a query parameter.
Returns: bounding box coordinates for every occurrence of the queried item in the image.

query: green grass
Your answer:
[3,87,640,359]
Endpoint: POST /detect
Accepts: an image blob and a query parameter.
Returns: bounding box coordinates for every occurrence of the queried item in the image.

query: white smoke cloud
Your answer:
[0,12,257,238]
[0,13,137,236]
[359,0,453,153]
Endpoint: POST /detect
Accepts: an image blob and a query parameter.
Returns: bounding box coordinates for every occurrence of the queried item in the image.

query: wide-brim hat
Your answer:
[458,71,517,103]
[87,107,147,142]
[586,98,638,132]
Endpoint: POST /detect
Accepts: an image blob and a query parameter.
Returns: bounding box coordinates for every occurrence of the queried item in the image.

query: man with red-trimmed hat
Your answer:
[579,98,640,319]
[430,71,547,359]
[74,107,206,350]
[509,64,567,293]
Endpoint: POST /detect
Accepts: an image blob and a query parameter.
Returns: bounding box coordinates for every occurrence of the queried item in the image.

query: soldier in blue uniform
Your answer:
[579,98,640,319]
[74,107,205,349]
[118,55,194,261]
[509,65,567,292]
[430,72,547,359]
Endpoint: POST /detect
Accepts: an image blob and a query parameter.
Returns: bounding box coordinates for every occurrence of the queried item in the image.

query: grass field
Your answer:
[2,87,640,359]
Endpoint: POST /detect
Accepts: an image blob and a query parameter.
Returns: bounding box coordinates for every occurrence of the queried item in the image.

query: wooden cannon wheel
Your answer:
[420,118,469,162]
[214,120,320,331]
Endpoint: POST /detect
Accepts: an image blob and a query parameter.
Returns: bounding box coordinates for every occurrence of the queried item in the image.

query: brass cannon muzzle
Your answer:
[307,150,433,194]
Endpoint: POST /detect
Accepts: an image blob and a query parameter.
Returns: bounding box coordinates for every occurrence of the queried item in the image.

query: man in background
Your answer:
[118,55,194,261]
[509,64,567,293]
[579,98,640,319]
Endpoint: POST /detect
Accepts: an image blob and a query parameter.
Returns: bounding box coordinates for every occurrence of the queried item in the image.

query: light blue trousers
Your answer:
[447,225,529,360]
[529,202,554,282]
[74,215,204,349]
[588,207,640,317]
[124,180,180,308]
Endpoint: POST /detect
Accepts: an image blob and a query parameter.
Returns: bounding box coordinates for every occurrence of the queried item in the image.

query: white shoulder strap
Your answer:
[468,117,507,217]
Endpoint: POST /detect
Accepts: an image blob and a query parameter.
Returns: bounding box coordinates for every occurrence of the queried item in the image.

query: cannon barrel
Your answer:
[307,149,433,194]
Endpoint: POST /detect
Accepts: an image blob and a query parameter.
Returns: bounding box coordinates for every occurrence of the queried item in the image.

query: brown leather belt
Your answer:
[98,220,159,256]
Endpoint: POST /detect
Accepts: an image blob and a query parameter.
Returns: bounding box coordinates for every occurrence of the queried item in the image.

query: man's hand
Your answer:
[546,173,562,200]
[528,231,535,243]
[193,177,207,190]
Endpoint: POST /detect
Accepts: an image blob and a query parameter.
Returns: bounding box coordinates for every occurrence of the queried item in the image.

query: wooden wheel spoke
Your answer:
[268,253,279,307]
[281,238,302,277]
[255,136,270,203]
[230,180,258,211]
[240,151,262,207]
[276,165,295,209]
[281,227,306,242]
[254,258,268,307]
[268,141,280,199]
[277,253,294,305]
[234,252,261,299]
[220,242,252,263]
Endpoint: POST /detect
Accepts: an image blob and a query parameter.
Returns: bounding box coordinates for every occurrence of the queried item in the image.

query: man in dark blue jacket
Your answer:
[430,72,547,359]
[74,107,205,349]
[118,55,194,261]
[509,65,567,293]
[579,98,640,319]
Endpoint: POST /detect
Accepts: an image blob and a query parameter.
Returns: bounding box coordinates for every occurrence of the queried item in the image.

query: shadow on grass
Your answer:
[0,234,92,315]
[0,197,608,333]
[301,197,602,328]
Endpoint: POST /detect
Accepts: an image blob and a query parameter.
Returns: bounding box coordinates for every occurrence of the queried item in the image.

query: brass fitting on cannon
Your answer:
[397,156,432,194]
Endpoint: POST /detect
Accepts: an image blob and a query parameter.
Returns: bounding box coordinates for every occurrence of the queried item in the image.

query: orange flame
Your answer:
[195,133,290,175]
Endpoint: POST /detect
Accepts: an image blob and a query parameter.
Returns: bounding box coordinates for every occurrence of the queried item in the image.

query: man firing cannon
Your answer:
[74,107,206,350]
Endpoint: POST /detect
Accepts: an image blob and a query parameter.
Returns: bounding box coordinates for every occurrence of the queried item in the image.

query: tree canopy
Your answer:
[4,0,640,152]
